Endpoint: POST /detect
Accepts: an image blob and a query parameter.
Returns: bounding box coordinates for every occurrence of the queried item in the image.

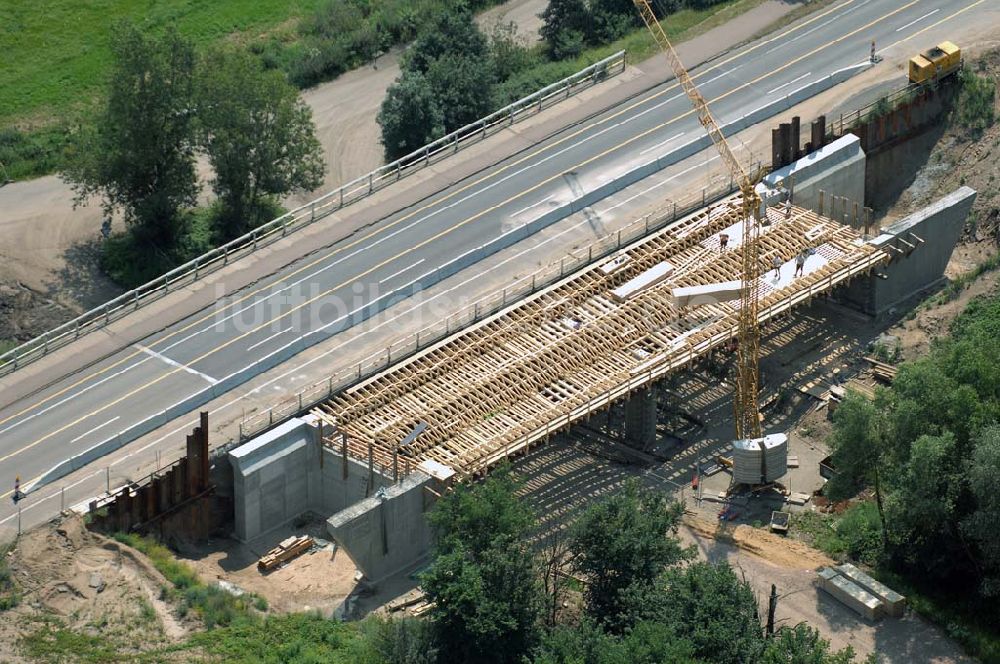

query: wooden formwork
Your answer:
[312,195,887,478]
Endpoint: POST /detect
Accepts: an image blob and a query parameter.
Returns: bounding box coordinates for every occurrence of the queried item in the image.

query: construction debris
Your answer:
[258,535,314,573]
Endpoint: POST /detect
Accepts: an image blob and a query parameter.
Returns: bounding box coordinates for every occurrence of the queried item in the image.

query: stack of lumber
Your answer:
[864,356,898,383]
[258,535,314,572]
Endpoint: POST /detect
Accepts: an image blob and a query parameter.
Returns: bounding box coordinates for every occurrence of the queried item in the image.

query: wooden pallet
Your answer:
[258,535,314,572]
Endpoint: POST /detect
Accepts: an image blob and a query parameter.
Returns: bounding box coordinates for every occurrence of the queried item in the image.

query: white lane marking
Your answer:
[764,0,872,55]
[767,72,811,95]
[896,8,939,32]
[598,155,721,215]
[0,356,157,439]
[69,416,120,444]
[379,259,426,284]
[640,132,686,156]
[132,344,218,385]
[246,326,294,352]
[627,67,742,125]
[511,196,554,217]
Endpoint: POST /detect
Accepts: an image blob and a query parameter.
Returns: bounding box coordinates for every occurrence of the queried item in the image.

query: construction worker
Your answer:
[794,249,807,277]
[772,254,782,280]
[784,195,792,219]
[719,233,729,251]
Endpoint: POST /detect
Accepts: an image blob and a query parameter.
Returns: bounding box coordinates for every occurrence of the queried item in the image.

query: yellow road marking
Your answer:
[0,0,933,470]
[0,0,860,430]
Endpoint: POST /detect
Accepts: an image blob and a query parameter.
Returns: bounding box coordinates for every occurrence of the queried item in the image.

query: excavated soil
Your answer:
[0,515,190,662]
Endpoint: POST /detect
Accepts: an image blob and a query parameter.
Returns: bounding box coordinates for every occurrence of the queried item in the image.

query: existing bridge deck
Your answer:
[313,195,886,477]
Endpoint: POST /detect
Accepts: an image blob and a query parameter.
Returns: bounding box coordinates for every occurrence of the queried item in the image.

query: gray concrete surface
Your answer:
[229,415,391,541]
[327,471,436,584]
[842,186,977,316]
[760,134,867,217]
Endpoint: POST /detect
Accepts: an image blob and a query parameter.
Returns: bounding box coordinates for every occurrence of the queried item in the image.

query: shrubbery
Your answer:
[824,289,1000,661]
[956,65,997,137]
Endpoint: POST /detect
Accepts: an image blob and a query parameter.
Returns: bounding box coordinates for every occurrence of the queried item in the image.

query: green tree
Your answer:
[963,426,1000,597]
[421,469,543,663]
[425,53,496,132]
[63,21,198,249]
[540,0,589,60]
[198,46,325,239]
[405,9,489,74]
[533,619,697,664]
[622,562,764,664]
[422,543,544,664]
[890,360,980,455]
[886,433,961,572]
[589,0,638,43]
[378,70,446,161]
[825,391,892,546]
[487,21,538,83]
[760,624,870,664]
[428,467,533,557]
[570,480,692,630]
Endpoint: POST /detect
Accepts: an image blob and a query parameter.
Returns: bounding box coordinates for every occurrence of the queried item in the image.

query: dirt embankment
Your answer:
[884,49,1000,360]
[0,516,190,662]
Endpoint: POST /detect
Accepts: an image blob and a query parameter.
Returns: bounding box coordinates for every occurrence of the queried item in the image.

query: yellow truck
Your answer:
[908,41,961,84]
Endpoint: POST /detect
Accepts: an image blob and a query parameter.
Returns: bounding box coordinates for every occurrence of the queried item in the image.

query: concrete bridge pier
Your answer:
[623,387,658,451]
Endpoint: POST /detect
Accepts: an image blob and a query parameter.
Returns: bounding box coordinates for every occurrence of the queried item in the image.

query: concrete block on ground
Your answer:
[837,563,906,617]
[818,567,884,621]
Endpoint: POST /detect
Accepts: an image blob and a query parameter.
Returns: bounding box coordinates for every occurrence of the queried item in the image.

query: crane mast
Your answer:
[633,0,763,441]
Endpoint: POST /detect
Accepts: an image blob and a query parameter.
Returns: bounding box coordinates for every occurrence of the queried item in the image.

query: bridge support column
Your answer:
[623,388,657,451]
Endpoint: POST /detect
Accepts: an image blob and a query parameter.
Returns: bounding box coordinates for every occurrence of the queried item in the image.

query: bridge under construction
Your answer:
[312,194,887,479]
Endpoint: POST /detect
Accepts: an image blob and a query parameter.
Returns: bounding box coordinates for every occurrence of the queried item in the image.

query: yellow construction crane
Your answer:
[632,0,763,442]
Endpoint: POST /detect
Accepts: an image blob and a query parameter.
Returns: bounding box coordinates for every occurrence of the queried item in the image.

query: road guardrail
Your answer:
[0,51,627,378]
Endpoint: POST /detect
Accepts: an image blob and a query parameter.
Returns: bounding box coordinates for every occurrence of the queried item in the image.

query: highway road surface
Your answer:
[0,0,991,505]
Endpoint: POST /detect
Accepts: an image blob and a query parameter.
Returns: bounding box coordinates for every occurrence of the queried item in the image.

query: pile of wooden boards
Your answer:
[864,356,898,383]
[258,535,314,572]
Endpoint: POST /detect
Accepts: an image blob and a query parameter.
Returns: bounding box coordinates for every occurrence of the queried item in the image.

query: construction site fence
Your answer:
[0,51,627,378]
[238,176,742,443]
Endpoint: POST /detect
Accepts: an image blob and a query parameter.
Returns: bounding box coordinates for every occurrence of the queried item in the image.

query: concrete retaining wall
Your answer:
[758,134,866,218]
[327,472,436,583]
[840,187,977,316]
[228,416,391,542]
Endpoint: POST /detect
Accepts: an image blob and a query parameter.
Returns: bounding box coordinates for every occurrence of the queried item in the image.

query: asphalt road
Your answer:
[0,0,989,501]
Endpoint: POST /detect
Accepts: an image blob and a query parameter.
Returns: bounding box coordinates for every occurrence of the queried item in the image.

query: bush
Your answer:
[0,125,71,180]
[956,66,997,137]
[112,533,257,629]
[99,206,216,288]
[793,503,884,566]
